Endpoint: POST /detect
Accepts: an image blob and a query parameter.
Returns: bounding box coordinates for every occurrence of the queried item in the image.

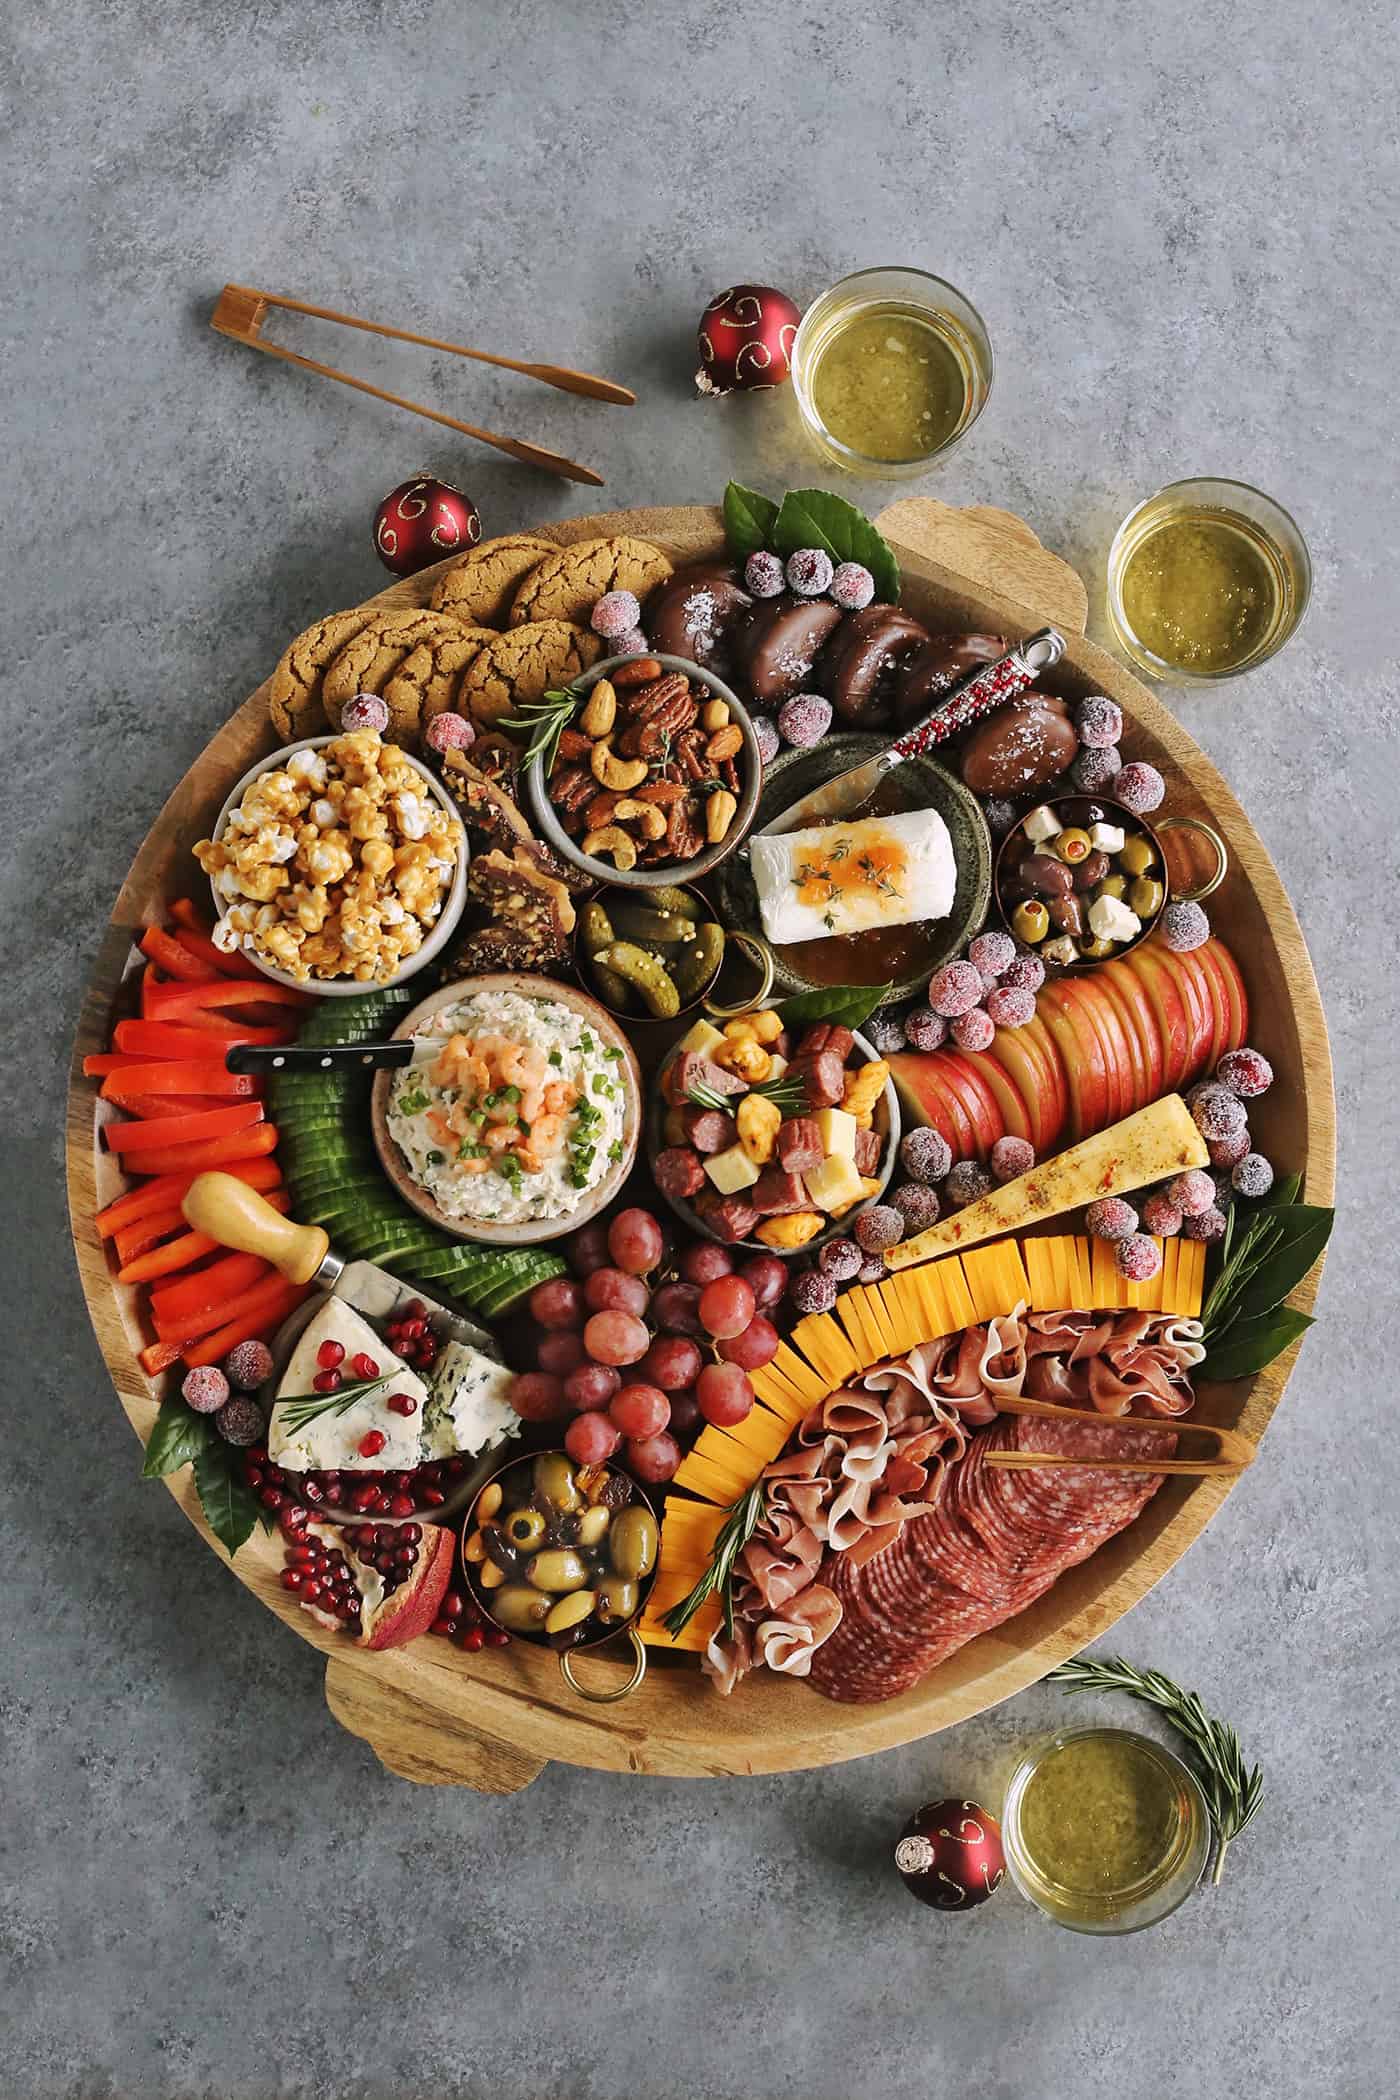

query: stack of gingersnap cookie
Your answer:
[266,532,674,751]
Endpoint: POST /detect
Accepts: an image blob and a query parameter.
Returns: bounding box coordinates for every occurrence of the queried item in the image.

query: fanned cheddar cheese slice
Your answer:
[886,1097,1208,1268]
[859,1283,900,1361]
[961,1240,1028,1323]
[751,1363,814,1426]
[939,1257,978,1335]
[768,1343,830,1410]
[1091,1232,1120,1307]
[672,1443,754,1505]
[792,1311,859,1387]
[1065,1235,1094,1309]
[878,1277,920,1356]
[1177,1236,1206,1314]
[707,1405,793,1471]
[1023,1236,1059,1309]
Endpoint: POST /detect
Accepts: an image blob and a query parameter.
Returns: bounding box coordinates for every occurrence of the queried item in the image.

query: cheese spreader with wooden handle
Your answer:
[180,1172,495,1349]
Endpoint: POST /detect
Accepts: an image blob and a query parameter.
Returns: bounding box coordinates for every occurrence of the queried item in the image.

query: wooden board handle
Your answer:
[874,498,1089,636]
[183,1172,328,1285]
[324,1654,547,1792]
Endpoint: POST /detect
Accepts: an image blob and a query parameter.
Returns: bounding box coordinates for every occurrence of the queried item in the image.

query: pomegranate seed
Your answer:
[389,1493,416,1517]
[280,1568,304,1590]
[351,1353,380,1380]
[440,1591,464,1621]
[370,1492,391,1512]
[385,1393,415,1417]
[312,1369,341,1393]
[420,1487,447,1507]
[430,1618,453,1636]
[280,1507,309,1537]
[358,1431,387,1459]
[259,1488,283,1511]
[487,1628,510,1648]
[244,1462,264,1488]
[394,1546,416,1568]
[401,1523,422,1545]
[316,1339,346,1370]
[446,1457,469,1479]
[350,1485,378,1513]
[460,1626,485,1652]
[266,1464,285,1484]
[300,1581,322,1604]
[301,1479,324,1505]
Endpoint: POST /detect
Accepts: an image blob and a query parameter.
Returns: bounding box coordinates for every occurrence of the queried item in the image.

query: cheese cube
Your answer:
[1090,821,1126,853]
[814,1106,857,1159]
[1042,936,1079,966]
[704,1143,760,1194]
[1088,894,1142,943]
[767,1053,788,1082]
[677,1018,725,1059]
[1024,804,1063,845]
[803,1152,865,1212]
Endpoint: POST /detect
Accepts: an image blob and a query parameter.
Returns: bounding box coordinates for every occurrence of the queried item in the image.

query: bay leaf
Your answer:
[194,1442,262,1559]
[1202,1306,1314,1383]
[777,982,893,1032]
[771,489,901,603]
[141,1397,215,1479]
[721,481,778,560]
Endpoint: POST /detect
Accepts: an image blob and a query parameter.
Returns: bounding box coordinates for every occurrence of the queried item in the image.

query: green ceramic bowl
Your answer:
[712,735,993,1006]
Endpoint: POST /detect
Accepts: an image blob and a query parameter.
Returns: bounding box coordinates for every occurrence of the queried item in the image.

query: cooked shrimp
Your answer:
[426,1108,456,1148]
[525,1112,566,1157]
[483,1123,519,1155]
[519,1085,545,1126]
[543,1080,578,1114]
[452,1156,490,1177]
[499,1042,548,1090]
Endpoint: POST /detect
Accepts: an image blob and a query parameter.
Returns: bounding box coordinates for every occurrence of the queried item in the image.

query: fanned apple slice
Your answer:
[938,1050,1007,1156]
[957,1044,1034,1146]
[1095,957,1164,1110]
[1122,941,1192,1092]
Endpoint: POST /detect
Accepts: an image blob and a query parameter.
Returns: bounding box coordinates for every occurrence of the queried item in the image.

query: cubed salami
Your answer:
[681,1104,737,1154]
[654,1146,706,1201]
[794,1048,846,1109]
[795,1022,855,1062]
[668,1050,747,1102]
[776,1116,823,1172]
[707,1196,760,1243]
[751,1166,808,1215]
[853,1126,883,1176]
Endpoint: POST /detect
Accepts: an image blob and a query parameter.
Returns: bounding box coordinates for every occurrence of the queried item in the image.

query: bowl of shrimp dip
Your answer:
[371,975,643,1244]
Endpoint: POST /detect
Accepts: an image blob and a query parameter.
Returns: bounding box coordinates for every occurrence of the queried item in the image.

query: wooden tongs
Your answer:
[211,284,635,485]
[984,1396,1255,1479]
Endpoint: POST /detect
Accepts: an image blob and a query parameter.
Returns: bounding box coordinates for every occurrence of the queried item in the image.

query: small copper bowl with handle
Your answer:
[461,1448,659,1703]
[994,794,1227,972]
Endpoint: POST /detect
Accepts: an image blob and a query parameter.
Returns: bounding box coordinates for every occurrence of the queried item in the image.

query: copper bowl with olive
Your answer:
[994,795,1172,972]
[462,1451,659,1702]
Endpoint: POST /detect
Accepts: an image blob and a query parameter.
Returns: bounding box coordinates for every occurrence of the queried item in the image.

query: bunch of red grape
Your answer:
[509,1208,787,1485]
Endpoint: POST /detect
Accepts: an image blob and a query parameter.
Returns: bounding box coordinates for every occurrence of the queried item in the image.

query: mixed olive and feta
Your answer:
[998,797,1167,966]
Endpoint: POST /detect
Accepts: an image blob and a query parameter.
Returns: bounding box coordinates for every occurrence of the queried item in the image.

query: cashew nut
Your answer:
[581,823,639,871]
[611,797,668,842]
[701,697,731,732]
[590,737,649,792]
[579,678,617,738]
[705,788,738,845]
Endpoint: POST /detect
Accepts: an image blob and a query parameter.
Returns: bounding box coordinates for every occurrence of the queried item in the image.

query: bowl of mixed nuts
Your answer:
[520,652,762,890]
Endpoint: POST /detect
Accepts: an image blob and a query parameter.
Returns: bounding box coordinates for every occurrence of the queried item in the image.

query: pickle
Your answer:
[588,955,635,1013]
[669,921,725,1002]
[580,900,616,952]
[606,900,691,945]
[595,941,681,1019]
[638,884,702,920]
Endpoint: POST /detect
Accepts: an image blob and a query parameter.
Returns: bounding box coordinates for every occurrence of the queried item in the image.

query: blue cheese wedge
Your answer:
[422,1340,518,1462]
[269,1299,428,1473]
[750,809,956,945]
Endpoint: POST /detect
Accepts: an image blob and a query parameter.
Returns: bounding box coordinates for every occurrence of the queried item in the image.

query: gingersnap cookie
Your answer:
[507,535,673,628]
[383,625,496,742]
[320,608,474,743]
[429,533,557,627]
[268,607,378,742]
[457,621,603,730]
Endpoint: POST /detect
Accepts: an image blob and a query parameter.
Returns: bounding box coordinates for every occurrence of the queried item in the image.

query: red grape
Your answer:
[565,1411,622,1466]
[608,1207,664,1276]
[583,1266,649,1317]
[564,1361,620,1411]
[609,1382,671,1439]
[739,1254,787,1311]
[583,1310,650,1367]
[566,1219,612,1277]
[652,1282,703,1338]
[508,1370,568,1421]
[667,1392,702,1441]
[529,1277,584,1330]
[717,1314,779,1370]
[640,1334,703,1392]
[679,1240,734,1286]
[536,1329,588,1377]
[627,1431,682,1484]
[696,1361,754,1428]
[698,1274,756,1340]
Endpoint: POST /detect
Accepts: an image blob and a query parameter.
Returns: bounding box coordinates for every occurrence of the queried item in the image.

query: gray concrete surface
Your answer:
[4,3,1396,2095]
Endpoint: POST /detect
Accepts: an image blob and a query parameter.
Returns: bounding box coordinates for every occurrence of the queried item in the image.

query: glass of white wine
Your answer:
[1107,478,1311,685]
[790,267,993,478]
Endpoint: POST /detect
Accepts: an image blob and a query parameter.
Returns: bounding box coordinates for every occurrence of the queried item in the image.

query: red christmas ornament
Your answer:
[695,284,802,396]
[895,1799,1006,1911]
[373,475,481,577]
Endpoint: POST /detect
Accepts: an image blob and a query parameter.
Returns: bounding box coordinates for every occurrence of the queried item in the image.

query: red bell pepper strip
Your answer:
[113,1122,279,1179]
[95,1156,281,1237]
[104,1103,264,1155]
[103,1090,244,1121]
[168,898,214,938]
[173,927,268,983]
[117,1191,291,1286]
[139,925,216,983]
[113,1018,294,1058]
[138,1337,186,1378]
[145,978,309,1018]
[180,1280,310,1369]
[140,965,164,1020]
[97,1059,259,1099]
[113,1207,188,1265]
[151,1251,274,1334]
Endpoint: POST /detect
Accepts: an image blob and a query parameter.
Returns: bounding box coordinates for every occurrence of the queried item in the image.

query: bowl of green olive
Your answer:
[462,1450,660,1702]
[994,796,1224,972]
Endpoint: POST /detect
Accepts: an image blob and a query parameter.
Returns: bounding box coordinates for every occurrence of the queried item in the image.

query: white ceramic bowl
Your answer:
[207,735,469,998]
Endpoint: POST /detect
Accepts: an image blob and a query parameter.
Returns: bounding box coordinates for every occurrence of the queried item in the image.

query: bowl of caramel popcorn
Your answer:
[196,730,468,993]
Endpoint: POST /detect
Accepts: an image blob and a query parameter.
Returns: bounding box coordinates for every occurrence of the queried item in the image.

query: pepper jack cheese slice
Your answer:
[270,1299,428,1472]
[749,809,956,945]
[885,1096,1209,1270]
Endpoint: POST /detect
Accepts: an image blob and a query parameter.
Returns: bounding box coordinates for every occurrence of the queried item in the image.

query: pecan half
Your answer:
[556,727,594,763]
[583,788,622,831]
[635,778,685,808]
[621,672,691,723]
[666,795,705,860]
[675,727,710,782]
[617,718,671,761]
[548,765,595,814]
[612,655,665,689]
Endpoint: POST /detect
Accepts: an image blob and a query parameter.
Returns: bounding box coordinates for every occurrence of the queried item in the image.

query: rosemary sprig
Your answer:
[1048,1655,1264,1884]
[686,1072,805,1119]
[685,1078,741,1116]
[662,1480,767,1641]
[276,1372,397,1435]
[500,685,579,776]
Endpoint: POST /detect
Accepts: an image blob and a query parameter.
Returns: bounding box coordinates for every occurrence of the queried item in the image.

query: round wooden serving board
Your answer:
[67,501,1334,1791]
